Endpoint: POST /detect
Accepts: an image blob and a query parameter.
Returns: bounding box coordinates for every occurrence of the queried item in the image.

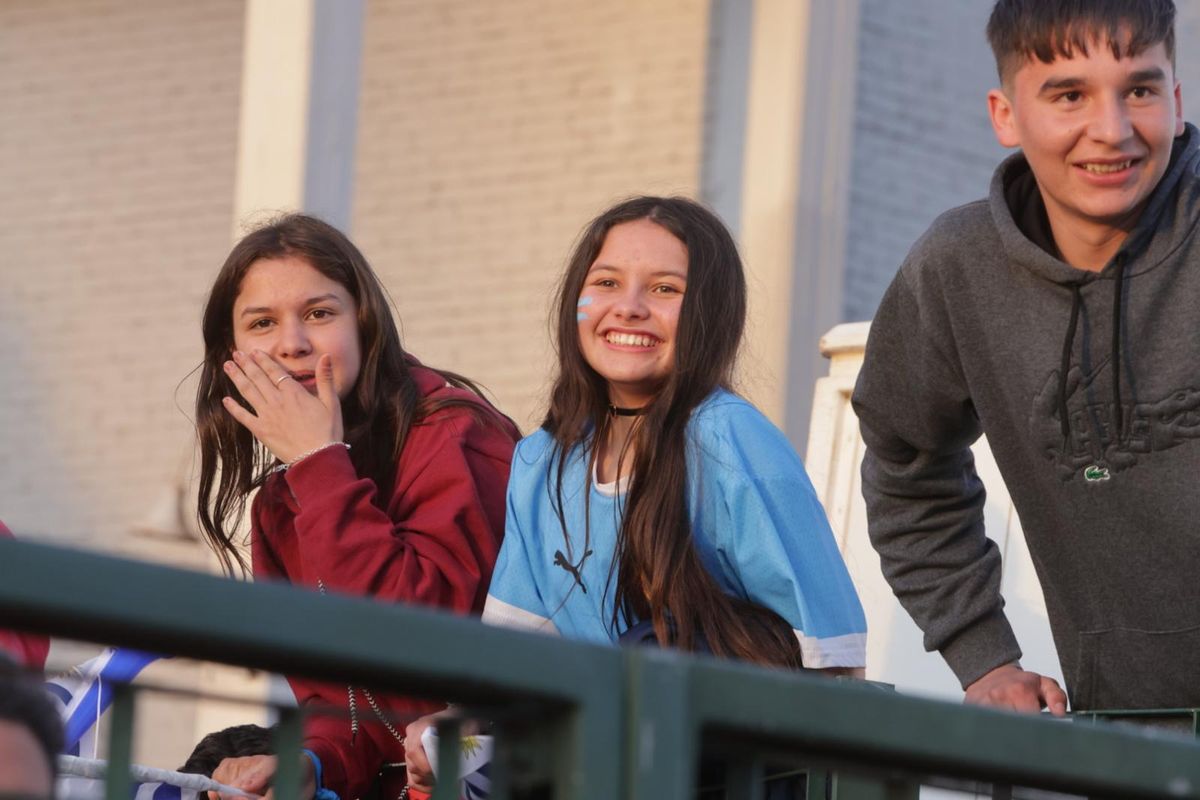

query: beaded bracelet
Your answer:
[274,441,350,473]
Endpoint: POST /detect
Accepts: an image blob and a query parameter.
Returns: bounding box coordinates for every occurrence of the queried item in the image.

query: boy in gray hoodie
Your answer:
[853,0,1196,713]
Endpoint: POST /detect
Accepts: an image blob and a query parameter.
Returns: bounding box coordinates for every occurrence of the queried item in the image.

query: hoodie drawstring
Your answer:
[1058,253,1127,449]
[1058,284,1082,443]
[1110,253,1127,442]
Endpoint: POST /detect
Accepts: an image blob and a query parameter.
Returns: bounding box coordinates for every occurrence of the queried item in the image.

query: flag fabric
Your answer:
[44,647,163,758]
[421,728,492,800]
[44,649,230,800]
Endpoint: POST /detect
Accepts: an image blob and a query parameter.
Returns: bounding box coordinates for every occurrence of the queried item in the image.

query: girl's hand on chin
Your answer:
[221,350,345,464]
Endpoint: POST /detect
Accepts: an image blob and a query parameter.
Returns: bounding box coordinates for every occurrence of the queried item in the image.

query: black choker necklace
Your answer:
[608,403,647,417]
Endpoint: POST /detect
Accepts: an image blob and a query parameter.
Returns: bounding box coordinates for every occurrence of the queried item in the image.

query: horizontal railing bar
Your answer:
[676,653,1200,799]
[0,538,621,709]
[8,538,1200,799]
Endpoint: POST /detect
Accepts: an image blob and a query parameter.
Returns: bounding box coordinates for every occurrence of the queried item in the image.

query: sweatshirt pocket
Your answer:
[1074,624,1200,710]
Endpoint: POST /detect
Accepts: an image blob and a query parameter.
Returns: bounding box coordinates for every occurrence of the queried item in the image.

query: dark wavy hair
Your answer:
[179,723,273,776]
[987,0,1176,84]
[196,213,510,575]
[544,196,802,669]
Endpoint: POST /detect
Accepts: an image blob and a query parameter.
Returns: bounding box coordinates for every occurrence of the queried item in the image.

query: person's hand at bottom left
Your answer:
[210,754,316,800]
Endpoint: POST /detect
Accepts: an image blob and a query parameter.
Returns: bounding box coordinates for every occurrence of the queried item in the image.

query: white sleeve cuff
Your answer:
[482,595,561,636]
[796,631,867,669]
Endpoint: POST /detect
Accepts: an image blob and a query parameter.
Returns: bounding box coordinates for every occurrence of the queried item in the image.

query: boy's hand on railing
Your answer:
[964,663,1068,716]
[209,754,315,800]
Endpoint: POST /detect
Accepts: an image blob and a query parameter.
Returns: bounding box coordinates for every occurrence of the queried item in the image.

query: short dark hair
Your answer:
[0,655,63,784]
[178,723,274,776]
[987,0,1176,85]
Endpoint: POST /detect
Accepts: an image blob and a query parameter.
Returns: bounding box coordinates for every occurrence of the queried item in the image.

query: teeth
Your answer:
[606,332,658,347]
[1083,160,1132,174]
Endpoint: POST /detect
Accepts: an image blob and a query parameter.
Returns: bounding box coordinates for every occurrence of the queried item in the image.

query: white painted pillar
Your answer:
[738,0,813,428]
[232,0,365,233]
[736,0,860,450]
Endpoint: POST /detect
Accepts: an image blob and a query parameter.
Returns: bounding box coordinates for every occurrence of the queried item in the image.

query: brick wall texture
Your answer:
[842,0,1005,322]
[352,0,709,432]
[0,0,244,549]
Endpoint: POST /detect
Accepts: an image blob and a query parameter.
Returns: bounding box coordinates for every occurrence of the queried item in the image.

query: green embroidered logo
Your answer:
[1083,464,1111,482]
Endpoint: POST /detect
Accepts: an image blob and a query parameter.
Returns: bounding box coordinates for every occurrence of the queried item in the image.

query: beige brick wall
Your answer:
[0,0,244,554]
[353,0,710,432]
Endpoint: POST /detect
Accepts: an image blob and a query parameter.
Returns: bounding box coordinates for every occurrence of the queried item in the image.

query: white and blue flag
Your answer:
[44,647,162,759]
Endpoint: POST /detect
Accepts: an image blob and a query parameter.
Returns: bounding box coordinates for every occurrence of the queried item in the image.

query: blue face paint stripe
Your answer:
[577,295,593,321]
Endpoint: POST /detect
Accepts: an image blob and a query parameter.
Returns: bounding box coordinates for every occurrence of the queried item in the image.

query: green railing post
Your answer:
[559,675,625,799]
[104,682,135,800]
[624,648,697,800]
[273,706,304,799]
[431,717,462,800]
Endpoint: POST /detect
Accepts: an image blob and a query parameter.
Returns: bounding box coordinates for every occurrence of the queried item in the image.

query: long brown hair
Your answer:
[196,213,510,575]
[545,196,802,668]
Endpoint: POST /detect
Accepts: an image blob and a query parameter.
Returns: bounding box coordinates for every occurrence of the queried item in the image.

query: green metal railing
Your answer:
[4,536,1200,799]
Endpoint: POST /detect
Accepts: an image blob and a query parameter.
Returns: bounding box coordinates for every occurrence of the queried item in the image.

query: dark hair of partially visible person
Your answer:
[178,723,274,776]
[544,195,802,669]
[0,654,63,788]
[195,212,515,575]
[987,0,1176,85]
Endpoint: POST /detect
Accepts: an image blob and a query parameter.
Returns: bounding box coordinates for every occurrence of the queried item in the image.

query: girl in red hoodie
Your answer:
[194,214,519,800]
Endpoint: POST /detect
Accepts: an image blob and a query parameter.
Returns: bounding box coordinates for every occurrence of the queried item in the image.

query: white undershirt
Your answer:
[592,461,629,497]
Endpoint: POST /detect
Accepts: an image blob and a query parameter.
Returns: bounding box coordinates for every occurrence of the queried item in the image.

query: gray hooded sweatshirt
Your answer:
[853,124,1200,711]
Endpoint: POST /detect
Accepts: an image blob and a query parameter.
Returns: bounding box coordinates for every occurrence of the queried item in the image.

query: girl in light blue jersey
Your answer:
[481,195,866,669]
[403,196,866,794]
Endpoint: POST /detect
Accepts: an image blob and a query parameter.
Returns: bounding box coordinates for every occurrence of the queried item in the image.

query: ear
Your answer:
[1174,81,1185,137]
[988,87,1021,148]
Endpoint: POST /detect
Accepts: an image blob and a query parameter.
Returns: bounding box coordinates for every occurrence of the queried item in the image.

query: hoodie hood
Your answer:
[989,124,1200,445]
[989,122,1200,286]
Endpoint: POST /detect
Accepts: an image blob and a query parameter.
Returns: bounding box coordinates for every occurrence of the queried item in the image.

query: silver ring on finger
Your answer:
[275,374,294,386]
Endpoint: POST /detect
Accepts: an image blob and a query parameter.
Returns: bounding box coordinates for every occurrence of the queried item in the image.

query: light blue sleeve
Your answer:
[482,447,560,635]
[702,403,867,668]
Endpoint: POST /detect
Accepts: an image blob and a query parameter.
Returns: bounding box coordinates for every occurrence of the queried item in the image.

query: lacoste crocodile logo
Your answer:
[1083,464,1111,482]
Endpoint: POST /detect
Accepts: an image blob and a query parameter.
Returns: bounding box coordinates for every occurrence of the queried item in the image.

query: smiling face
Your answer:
[577,219,688,408]
[988,38,1183,251]
[231,255,362,399]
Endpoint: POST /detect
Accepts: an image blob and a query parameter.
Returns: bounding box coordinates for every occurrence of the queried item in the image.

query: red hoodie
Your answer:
[250,362,518,799]
[0,521,50,670]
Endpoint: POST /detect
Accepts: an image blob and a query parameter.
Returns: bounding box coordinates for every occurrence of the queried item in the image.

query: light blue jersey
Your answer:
[483,390,866,668]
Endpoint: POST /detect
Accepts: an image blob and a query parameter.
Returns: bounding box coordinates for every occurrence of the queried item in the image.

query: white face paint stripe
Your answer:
[577,295,594,321]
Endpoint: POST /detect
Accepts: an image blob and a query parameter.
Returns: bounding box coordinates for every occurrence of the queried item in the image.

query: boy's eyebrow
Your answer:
[1128,67,1169,84]
[1039,67,1168,95]
[239,294,344,317]
[1038,75,1086,95]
